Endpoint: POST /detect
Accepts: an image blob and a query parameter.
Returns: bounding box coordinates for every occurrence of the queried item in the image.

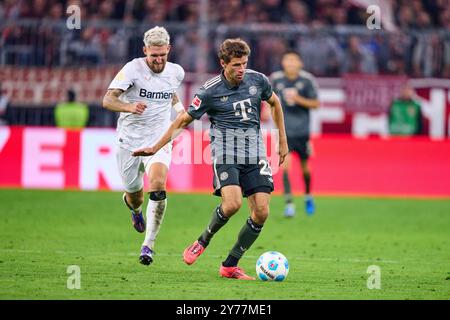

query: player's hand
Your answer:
[128,102,147,115]
[278,141,289,166]
[132,147,156,157]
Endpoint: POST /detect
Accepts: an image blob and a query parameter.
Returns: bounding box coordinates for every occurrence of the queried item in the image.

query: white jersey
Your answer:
[108,58,185,151]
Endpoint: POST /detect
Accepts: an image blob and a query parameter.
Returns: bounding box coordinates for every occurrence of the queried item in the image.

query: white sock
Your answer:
[142,199,167,250]
[133,207,142,214]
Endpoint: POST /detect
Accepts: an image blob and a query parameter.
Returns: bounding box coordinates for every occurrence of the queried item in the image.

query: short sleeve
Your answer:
[175,64,185,84]
[187,87,210,120]
[260,73,273,101]
[108,62,134,91]
[305,77,319,99]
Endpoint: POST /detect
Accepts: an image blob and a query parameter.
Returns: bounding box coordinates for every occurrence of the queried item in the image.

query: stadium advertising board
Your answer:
[1,126,449,197]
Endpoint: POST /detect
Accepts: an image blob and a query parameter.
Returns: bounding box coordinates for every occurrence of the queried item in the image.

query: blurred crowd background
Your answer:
[1,0,449,77]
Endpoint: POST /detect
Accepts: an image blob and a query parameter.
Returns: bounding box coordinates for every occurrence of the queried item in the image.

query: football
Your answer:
[256,251,289,281]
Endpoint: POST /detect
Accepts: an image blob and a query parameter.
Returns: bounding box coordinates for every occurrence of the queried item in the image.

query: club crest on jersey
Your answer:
[249,86,257,95]
[192,96,202,109]
[295,82,304,90]
[220,172,229,181]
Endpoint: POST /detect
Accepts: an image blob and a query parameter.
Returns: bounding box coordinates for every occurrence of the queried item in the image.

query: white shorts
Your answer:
[116,143,172,193]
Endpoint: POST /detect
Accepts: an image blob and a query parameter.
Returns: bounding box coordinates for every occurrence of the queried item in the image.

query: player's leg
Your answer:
[282,152,296,217]
[219,161,273,280]
[183,185,242,265]
[220,191,270,280]
[116,147,146,233]
[183,163,241,265]
[299,138,315,215]
[139,145,172,265]
[139,162,169,265]
[199,185,242,245]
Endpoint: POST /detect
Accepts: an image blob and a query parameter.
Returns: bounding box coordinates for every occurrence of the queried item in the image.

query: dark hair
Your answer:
[218,38,251,63]
[68,89,76,102]
[282,49,301,59]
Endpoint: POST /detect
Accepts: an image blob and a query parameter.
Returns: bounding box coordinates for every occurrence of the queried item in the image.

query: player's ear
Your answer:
[166,44,171,54]
[143,46,147,55]
[220,59,226,69]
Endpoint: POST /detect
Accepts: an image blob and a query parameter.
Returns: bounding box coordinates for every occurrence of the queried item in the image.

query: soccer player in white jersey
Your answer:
[102,26,185,266]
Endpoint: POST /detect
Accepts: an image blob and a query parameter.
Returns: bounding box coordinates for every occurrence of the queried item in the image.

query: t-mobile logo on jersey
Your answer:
[233,98,252,122]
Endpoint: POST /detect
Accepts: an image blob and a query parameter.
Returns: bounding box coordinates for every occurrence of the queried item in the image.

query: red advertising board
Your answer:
[1,126,449,197]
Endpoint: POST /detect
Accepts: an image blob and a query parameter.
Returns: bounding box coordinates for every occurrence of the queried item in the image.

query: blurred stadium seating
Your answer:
[1,0,449,127]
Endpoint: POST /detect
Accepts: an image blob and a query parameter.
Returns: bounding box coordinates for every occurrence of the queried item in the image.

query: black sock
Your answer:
[222,255,239,267]
[223,217,263,267]
[283,171,293,204]
[304,171,311,194]
[198,205,228,247]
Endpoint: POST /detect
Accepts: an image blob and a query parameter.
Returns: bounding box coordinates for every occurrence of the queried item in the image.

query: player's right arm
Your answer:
[132,111,194,157]
[102,89,147,115]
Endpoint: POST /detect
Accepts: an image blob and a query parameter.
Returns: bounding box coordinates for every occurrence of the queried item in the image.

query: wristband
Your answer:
[173,101,184,112]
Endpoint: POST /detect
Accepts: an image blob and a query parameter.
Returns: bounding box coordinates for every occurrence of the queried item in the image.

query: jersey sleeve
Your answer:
[187,87,210,120]
[260,73,273,101]
[304,76,319,99]
[108,62,134,91]
[175,64,185,85]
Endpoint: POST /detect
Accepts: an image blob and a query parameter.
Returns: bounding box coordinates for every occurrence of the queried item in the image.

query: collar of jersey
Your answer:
[220,71,244,90]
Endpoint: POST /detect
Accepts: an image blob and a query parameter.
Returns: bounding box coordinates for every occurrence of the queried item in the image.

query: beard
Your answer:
[147,60,166,73]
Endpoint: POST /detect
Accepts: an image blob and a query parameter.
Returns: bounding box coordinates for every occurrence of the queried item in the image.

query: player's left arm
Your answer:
[266,92,289,165]
[293,78,320,109]
[292,95,319,109]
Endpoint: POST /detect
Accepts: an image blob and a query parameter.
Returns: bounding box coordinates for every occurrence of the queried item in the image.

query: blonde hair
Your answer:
[143,26,170,46]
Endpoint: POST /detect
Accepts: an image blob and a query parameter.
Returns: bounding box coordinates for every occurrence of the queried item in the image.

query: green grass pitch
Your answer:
[0,189,449,300]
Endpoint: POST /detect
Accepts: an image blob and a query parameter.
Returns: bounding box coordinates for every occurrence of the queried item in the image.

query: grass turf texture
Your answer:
[0,189,449,300]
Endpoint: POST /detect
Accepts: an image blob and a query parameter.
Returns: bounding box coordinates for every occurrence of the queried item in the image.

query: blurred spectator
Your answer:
[385,32,410,75]
[283,0,310,24]
[255,37,288,74]
[47,2,64,20]
[67,27,103,65]
[412,32,447,77]
[297,22,345,76]
[173,32,200,72]
[55,89,89,129]
[0,0,21,20]
[388,84,423,136]
[0,0,448,78]
[396,4,415,29]
[0,83,10,125]
[260,0,285,23]
[343,35,378,74]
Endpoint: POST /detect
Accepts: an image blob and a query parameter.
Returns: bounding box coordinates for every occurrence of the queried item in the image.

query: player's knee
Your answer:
[149,177,166,190]
[222,199,242,216]
[149,190,167,201]
[253,204,269,222]
[302,168,311,177]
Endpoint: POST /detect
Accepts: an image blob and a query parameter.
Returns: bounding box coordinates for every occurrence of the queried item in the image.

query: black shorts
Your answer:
[287,136,312,160]
[212,160,274,197]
